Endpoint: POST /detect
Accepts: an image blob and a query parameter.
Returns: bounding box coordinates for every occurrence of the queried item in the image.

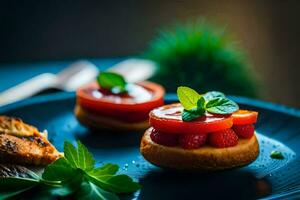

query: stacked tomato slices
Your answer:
[76,82,165,123]
[149,103,258,149]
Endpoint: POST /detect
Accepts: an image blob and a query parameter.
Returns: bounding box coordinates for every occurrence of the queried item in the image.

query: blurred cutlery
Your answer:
[0,58,156,107]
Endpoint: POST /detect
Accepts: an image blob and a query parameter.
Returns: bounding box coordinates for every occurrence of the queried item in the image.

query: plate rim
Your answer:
[0,92,299,118]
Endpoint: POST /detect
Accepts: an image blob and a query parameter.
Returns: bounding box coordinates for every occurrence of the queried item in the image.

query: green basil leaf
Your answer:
[0,165,41,200]
[0,176,39,190]
[177,86,202,110]
[76,141,95,170]
[77,181,119,200]
[97,72,127,93]
[47,172,84,197]
[182,108,205,122]
[42,158,77,182]
[49,187,75,197]
[270,151,284,159]
[88,164,119,177]
[0,176,40,200]
[206,97,239,114]
[64,141,79,169]
[64,141,95,171]
[204,91,226,101]
[30,188,65,200]
[87,173,141,194]
[197,96,206,109]
[0,187,36,200]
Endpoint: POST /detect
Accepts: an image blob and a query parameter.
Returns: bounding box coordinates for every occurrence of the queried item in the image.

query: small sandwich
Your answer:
[75,72,164,131]
[140,86,259,171]
[0,116,62,165]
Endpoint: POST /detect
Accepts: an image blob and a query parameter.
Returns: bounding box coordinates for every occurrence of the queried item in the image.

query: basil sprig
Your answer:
[177,86,239,121]
[0,141,141,199]
[97,72,128,94]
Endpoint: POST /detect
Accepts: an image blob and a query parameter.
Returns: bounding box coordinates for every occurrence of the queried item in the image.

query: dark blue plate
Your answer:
[1,93,300,200]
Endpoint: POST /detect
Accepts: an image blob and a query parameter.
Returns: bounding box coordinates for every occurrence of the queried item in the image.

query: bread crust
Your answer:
[0,116,40,137]
[0,134,62,165]
[140,127,259,171]
[75,104,149,131]
[0,116,62,165]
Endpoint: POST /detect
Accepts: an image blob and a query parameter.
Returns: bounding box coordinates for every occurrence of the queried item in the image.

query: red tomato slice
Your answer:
[149,103,233,135]
[77,81,165,122]
[232,110,258,125]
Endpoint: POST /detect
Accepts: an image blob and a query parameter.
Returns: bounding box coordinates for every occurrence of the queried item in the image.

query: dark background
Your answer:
[0,0,299,107]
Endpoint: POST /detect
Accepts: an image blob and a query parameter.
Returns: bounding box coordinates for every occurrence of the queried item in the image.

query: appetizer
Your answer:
[140,86,259,170]
[75,72,165,131]
[0,116,62,165]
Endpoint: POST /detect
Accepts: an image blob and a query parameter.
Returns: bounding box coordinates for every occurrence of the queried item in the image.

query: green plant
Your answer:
[145,21,258,97]
[0,141,140,199]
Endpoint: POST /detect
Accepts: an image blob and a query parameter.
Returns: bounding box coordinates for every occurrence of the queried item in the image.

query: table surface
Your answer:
[0,58,124,92]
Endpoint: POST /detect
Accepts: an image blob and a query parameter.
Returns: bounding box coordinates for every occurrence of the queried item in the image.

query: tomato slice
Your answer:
[149,103,233,135]
[232,110,258,125]
[77,81,165,122]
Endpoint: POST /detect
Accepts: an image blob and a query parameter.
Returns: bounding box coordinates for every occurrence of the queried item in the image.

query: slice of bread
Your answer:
[140,127,259,171]
[0,116,62,166]
[75,104,149,131]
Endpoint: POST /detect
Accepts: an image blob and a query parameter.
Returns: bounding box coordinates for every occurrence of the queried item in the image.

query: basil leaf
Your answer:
[50,186,76,197]
[0,187,36,200]
[204,91,226,101]
[30,188,68,200]
[177,86,202,110]
[77,181,119,200]
[206,97,239,114]
[97,72,127,93]
[0,176,39,189]
[64,141,95,171]
[87,173,141,194]
[270,151,284,159]
[0,176,40,200]
[42,158,77,182]
[88,164,119,177]
[64,141,79,168]
[182,108,205,122]
[181,96,206,121]
[0,165,41,200]
[76,141,95,170]
[48,172,84,197]
[197,96,206,109]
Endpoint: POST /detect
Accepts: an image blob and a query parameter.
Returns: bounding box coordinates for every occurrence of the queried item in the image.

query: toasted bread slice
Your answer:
[0,116,62,165]
[140,127,259,171]
[0,116,41,137]
[75,104,149,131]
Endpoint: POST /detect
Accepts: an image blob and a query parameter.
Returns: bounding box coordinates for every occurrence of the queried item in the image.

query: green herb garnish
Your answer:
[270,151,284,159]
[0,141,141,199]
[177,86,239,121]
[97,72,128,94]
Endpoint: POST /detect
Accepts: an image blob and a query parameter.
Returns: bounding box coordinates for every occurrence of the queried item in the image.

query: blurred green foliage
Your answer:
[145,21,258,97]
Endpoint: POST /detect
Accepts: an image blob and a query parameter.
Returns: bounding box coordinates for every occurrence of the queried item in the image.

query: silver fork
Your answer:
[0,58,156,107]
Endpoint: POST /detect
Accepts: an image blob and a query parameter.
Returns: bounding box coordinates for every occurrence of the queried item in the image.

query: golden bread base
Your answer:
[75,104,149,131]
[0,133,62,166]
[140,127,259,171]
